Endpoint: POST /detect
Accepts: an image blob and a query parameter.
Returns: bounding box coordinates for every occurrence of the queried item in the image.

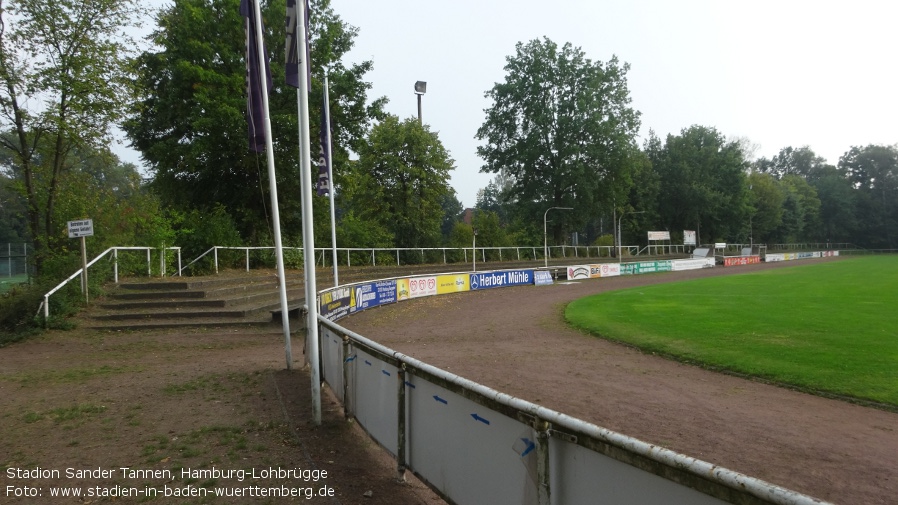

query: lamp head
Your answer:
[414,81,427,94]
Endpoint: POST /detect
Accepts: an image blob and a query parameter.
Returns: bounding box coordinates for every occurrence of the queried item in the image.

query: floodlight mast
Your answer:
[414,81,426,124]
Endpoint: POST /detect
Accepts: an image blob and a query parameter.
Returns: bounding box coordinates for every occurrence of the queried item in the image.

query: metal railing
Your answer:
[38,246,181,323]
[315,268,831,505]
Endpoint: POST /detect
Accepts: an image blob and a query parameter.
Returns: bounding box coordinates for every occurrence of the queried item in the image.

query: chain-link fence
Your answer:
[0,243,32,278]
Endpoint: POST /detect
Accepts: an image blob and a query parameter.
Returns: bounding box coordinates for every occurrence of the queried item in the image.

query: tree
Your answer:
[344,115,454,249]
[654,126,749,244]
[771,175,821,244]
[755,146,828,180]
[0,0,144,276]
[746,172,783,244]
[476,37,640,246]
[838,144,898,248]
[124,0,384,244]
[810,165,857,244]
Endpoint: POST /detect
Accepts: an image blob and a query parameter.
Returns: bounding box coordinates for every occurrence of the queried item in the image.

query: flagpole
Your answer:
[323,75,339,287]
[294,0,322,425]
[248,0,293,370]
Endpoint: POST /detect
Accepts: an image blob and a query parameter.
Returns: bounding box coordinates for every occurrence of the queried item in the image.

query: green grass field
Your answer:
[565,256,898,407]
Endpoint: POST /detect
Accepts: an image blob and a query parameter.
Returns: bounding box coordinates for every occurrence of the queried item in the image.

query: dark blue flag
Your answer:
[317,105,331,195]
[240,0,272,153]
[286,0,311,91]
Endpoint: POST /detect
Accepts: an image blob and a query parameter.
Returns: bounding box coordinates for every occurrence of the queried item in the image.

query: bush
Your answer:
[0,280,78,346]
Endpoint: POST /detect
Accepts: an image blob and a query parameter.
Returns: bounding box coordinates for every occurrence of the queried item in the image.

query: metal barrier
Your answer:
[38,246,181,322]
[312,264,831,505]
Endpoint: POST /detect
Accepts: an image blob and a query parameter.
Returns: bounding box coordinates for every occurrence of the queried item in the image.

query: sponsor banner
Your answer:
[620,261,672,275]
[320,286,353,321]
[796,252,817,259]
[397,276,437,301]
[765,253,785,262]
[470,270,533,291]
[567,265,591,280]
[534,270,554,286]
[647,231,670,241]
[823,250,839,257]
[589,263,621,278]
[436,274,470,294]
[723,256,761,267]
[684,230,696,245]
[671,258,715,271]
[349,280,398,314]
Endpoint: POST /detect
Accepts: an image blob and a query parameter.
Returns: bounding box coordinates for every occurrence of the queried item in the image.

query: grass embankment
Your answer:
[565,256,898,407]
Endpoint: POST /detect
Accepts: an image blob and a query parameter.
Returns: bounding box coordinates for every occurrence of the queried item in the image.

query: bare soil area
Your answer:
[0,326,442,504]
[341,257,896,505]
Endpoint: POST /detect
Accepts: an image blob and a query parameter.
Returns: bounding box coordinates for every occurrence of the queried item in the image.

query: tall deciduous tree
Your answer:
[476,38,640,245]
[125,0,384,244]
[839,144,898,248]
[344,115,454,250]
[654,125,749,244]
[0,0,144,276]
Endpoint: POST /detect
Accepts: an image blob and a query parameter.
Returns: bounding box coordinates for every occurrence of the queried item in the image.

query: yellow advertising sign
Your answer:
[436,274,470,294]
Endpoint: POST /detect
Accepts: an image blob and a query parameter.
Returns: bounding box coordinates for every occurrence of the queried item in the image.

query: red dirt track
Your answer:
[341,257,897,505]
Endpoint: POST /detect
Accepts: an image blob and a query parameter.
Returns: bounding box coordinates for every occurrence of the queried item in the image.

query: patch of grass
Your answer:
[2,365,142,386]
[23,404,107,424]
[565,256,898,406]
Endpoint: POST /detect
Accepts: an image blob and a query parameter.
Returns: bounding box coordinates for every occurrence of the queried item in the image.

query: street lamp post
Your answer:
[414,81,426,124]
[472,227,477,272]
[618,210,645,263]
[544,207,573,269]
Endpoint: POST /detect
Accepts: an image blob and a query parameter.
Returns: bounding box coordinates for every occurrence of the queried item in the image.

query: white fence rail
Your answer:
[38,246,181,322]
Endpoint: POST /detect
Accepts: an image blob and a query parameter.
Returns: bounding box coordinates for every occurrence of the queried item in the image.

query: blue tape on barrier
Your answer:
[519,437,535,457]
[365,360,372,366]
[382,370,391,377]
[344,354,356,363]
[471,413,490,425]
[404,381,416,389]
[433,395,448,404]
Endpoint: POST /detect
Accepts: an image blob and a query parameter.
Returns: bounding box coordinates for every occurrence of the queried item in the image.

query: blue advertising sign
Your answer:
[469,270,534,291]
[534,270,554,286]
[350,280,397,314]
[320,286,353,321]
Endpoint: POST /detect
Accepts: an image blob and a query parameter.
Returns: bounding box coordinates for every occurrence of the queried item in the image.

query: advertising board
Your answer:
[566,265,591,280]
[647,231,670,241]
[671,258,715,271]
[397,276,437,300]
[589,263,620,278]
[436,274,470,294]
[469,270,533,291]
[320,286,353,321]
[683,230,696,245]
[620,261,672,275]
[723,256,761,267]
[349,280,398,314]
[534,270,554,286]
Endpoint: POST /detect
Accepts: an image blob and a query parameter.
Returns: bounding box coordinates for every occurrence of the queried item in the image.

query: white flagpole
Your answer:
[323,75,339,287]
[250,0,293,369]
[295,0,321,424]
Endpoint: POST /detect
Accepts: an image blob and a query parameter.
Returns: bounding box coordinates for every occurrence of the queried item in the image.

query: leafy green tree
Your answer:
[653,126,749,244]
[810,165,857,243]
[476,37,641,246]
[344,115,454,249]
[755,146,828,180]
[746,172,783,244]
[439,191,463,242]
[838,144,898,247]
[771,175,821,244]
[0,0,144,276]
[124,0,384,244]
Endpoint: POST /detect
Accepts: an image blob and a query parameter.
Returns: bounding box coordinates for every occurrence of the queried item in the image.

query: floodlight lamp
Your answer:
[414,81,427,94]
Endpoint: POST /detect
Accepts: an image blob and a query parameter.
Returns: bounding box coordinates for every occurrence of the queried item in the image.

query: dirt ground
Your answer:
[341,257,896,505]
[0,257,893,505]
[0,326,442,504]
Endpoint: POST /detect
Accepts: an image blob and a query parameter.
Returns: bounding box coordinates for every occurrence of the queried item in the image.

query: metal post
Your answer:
[114,249,119,284]
[246,249,250,271]
[80,236,88,304]
[536,420,551,505]
[342,336,352,419]
[397,364,408,482]
[214,247,219,274]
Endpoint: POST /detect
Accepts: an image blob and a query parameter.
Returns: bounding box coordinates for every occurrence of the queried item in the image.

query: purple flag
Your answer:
[286,0,311,91]
[317,105,331,195]
[240,0,272,153]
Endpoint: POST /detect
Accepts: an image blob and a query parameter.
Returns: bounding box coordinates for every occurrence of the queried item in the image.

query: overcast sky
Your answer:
[331,0,898,207]
[128,1,898,209]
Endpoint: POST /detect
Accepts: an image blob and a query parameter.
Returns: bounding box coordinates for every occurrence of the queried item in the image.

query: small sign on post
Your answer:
[68,219,93,304]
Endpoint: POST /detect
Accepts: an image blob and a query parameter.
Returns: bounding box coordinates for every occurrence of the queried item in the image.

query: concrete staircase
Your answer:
[83,272,306,331]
